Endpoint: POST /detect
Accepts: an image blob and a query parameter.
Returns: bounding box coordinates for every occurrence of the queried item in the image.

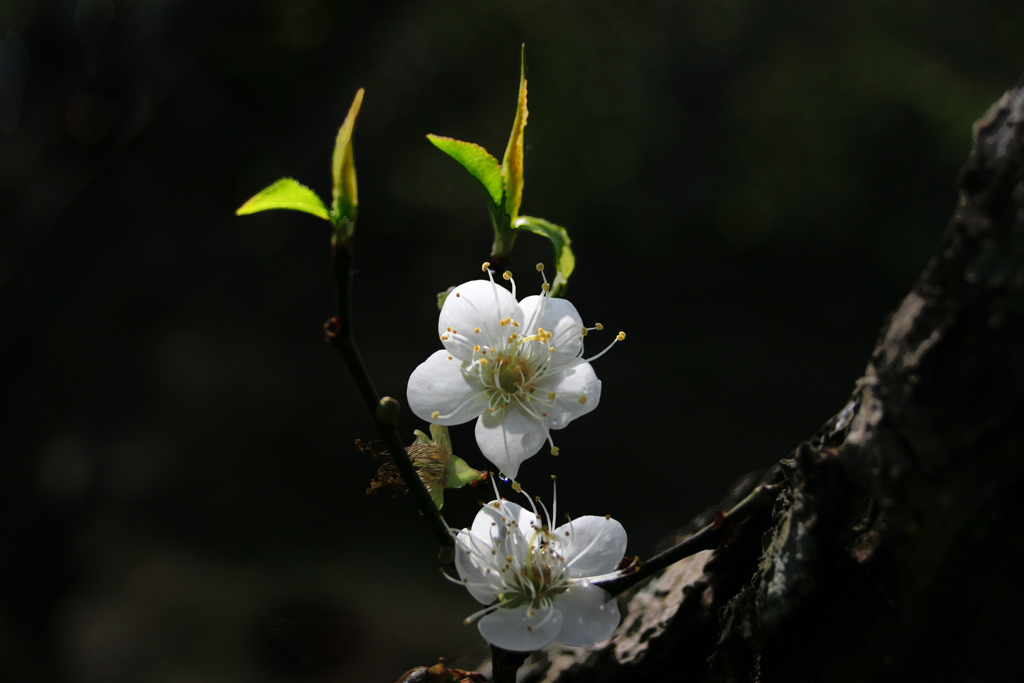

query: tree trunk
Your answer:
[501,78,1024,683]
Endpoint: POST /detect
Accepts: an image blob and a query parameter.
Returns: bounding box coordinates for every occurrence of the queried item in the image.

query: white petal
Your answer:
[554,515,627,578]
[439,280,517,360]
[551,581,620,647]
[407,350,489,425]
[454,529,502,604]
[534,361,601,430]
[470,500,510,542]
[478,602,563,652]
[515,295,584,365]
[474,402,546,480]
[471,500,537,550]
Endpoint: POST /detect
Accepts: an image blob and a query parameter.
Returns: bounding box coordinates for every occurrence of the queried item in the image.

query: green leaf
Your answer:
[426,135,504,208]
[429,485,445,510]
[514,215,576,297]
[445,454,486,489]
[428,424,453,453]
[501,45,528,223]
[235,177,330,221]
[412,429,432,448]
[331,88,364,227]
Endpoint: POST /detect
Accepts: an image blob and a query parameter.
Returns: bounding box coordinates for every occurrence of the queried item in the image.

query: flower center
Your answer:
[493,351,535,396]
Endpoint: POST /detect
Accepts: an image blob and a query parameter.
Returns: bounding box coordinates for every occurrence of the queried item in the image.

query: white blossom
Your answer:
[407,266,623,479]
[447,482,631,652]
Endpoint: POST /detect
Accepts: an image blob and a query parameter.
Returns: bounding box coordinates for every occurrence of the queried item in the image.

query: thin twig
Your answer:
[328,238,454,550]
[603,483,782,596]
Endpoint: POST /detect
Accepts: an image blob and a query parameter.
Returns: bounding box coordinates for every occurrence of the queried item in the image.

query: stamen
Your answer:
[481,261,491,272]
[551,475,558,524]
[595,323,604,331]
[584,330,625,362]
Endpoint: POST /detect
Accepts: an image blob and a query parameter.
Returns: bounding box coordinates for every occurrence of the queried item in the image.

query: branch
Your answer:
[327,238,454,551]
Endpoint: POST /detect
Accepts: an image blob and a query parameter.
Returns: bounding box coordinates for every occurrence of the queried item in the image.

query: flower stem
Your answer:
[603,483,782,596]
[490,644,529,683]
[328,237,454,550]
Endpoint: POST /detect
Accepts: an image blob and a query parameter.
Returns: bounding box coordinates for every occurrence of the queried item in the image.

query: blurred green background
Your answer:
[1,0,1020,680]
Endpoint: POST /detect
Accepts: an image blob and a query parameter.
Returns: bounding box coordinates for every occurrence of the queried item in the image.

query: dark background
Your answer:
[1,1,1020,681]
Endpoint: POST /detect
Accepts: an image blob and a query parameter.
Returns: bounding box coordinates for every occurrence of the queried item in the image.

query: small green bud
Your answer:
[375,396,401,424]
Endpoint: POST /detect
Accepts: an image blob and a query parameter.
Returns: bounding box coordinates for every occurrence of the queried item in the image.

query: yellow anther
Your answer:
[455,292,460,297]
[605,514,611,520]
[548,391,556,400]
[617,331,626,341]
[512,321,519,327]
[550,446,560,456]
[595,323,604,331]
[447,356,453,360]
[512,481,522,493]
[541,282,550,292]
[446,326,452,331]
[541,412,547,417]
[551,474,557,480]
[500,317,511,327]
[502,270,512,281]
[474,327,481,333]
[513,364,522,373]
[581,326,588,336]
[431,411,440,419]
[473,345,481,352]
[549,346,556,353]
[451,328,457,334]
[481,261,491,271]
[440,335,449,341]
[578,395,587,404]
[535,263,545,271]
[479,358,488,365]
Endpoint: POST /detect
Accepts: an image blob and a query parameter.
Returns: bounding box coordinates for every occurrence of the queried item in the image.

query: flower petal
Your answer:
[551,581,620,647]
[534,361,601,430]
[478,602,564,652]
[407,350,489,425]
[472,499,537,546]
[454,527,504,604]
[470,500,510,542]
[555,515,627,578]
[474,402,546,480]
[439,280,518,360]
[515,295,584,365]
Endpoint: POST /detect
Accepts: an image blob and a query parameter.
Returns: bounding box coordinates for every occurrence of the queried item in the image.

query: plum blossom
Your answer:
[447,481,632,651]
[407,265,624,479]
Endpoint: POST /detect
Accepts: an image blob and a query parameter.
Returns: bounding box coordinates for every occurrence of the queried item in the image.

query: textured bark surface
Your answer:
[499,79,1024,682]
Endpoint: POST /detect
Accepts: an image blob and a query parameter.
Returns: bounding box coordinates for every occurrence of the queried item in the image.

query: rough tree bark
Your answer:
[487,79,1024,682]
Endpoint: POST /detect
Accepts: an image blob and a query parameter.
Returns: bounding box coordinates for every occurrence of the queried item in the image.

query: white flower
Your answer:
[407,266,623,479]
[447,483,631,652]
